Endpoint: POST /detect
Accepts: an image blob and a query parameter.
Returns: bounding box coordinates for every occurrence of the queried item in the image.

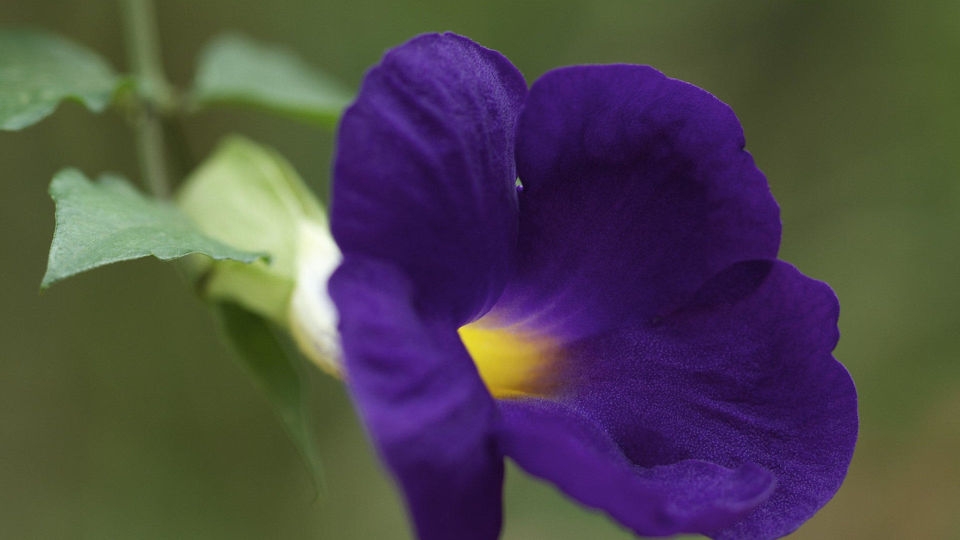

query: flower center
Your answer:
[458,322,559,399]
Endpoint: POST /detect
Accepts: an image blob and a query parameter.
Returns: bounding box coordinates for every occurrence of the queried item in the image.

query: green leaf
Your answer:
[0,28,123,130]
[42,169,263,288]
[211,302,324,492]
[176,135,327,325]
[190,33,352,127]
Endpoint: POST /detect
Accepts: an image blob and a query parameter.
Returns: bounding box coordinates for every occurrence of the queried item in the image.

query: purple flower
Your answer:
[327,33,857,539]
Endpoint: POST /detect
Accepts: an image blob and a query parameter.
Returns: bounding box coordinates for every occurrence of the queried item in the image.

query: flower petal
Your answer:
[499,399,776,536]
[329,255,504,540]
[492,65,780,339]
[554,260,857,538]
[332,33,526,325]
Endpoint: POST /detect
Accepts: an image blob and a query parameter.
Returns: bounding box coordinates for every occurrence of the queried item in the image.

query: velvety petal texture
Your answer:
[332,33,527,325]
[329,32,857,540]
[498,399,776,536]
[330,255,503,540]
[534,261,856,539]
[492,65,780,339]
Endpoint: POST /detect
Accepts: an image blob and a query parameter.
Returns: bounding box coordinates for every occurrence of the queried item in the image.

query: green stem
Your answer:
[121,0,172,198]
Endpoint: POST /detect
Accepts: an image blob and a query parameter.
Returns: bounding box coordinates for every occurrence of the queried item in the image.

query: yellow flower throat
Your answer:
[457,323,558,399]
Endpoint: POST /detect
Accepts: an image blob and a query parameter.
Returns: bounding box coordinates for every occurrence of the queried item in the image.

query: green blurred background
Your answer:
[2,1,958,538]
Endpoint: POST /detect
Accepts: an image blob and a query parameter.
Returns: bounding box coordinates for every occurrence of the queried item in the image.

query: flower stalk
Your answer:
[121,0,173,198]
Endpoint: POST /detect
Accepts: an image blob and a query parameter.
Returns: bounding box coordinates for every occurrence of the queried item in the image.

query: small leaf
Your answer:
[190,33,352,127]
[42,169,263,288]
[177,135,327,325]
[0,28,123,130]
[212,302,324,492]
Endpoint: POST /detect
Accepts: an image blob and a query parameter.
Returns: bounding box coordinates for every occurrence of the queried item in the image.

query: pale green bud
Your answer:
[289,219,342,376]
[177,135,341,372]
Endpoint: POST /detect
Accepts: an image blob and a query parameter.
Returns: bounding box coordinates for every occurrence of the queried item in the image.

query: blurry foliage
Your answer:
[0,1,957,539]
[0,28,122,130]
[191,33,352,128]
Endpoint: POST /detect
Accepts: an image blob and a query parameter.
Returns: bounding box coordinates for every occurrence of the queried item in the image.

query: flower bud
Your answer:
[177,135,340,371]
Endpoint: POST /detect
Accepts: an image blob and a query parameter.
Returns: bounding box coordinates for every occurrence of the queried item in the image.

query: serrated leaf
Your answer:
[42,169,263,288]
[191,33,352,127]
[0,28,123,130]
[177,135,327,325]
[212,302,324,492]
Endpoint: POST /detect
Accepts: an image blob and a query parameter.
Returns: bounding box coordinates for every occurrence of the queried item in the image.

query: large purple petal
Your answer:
[491,65,780,339]
[530,260,856,538]
[329,256,503,540]
[499,399,776,536]
[332,33,527,325]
